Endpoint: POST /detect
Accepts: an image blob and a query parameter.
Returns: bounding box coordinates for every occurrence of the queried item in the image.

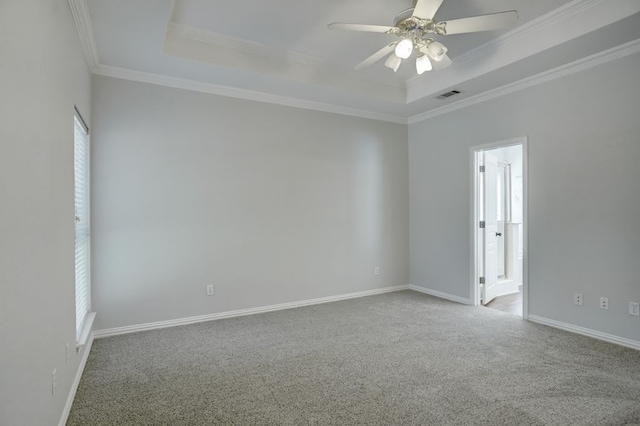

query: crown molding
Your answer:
[406,0,640,100]
[66,0,405,123]
[67,0,99,70]
[445,0,609,71]
[93,65,408,124]
[67,0,638,125]
[408,38,640,124]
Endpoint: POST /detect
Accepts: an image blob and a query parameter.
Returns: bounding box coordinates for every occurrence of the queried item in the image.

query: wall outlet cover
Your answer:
[630,302,640,316]
[574,293,583,306]
[600,297,609,310]
[206,285,214,296]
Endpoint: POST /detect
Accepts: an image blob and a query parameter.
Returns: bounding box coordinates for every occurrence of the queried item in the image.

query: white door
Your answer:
[482,153,499,305]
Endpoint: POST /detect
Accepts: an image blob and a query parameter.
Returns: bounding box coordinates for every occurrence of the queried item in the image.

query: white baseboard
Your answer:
[94,285,410,338]
[528,315,640,351]
[59,332,95,426]
[408,284,472,305]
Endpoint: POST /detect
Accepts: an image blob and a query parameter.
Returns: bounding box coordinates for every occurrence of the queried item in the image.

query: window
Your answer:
[74,109,91,342]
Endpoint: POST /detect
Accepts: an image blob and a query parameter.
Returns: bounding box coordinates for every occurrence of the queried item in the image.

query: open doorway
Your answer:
[472,138,527,318]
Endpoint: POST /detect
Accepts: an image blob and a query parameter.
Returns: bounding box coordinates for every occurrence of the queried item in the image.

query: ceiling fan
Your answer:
[328,0,518,75]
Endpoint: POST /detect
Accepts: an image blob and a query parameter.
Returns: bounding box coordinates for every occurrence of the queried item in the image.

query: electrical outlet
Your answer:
[52,369,58,396]
[206,285,214,296]
[574,293,583,306]
[600,297,609,310]
[630,302,640,317]
[374,267,380,276]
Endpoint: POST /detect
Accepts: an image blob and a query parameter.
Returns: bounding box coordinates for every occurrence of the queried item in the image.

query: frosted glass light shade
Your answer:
[384,53,402,72]
[416,54,432,74]
[427,41,448,62]
[395,39,413,59]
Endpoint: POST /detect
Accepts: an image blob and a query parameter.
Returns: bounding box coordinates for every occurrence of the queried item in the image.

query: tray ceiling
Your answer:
[75,0,640,122]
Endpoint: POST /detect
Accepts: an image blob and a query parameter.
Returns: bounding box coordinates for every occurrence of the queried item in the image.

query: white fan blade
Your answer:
[412,0,445,20]
[354,42,398,70]
[432,53,452,71]
[328,23,396,33]
[440,11,518,35]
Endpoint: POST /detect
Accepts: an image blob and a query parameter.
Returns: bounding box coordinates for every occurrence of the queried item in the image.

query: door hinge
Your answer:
[479,277,485,284]
[479,221,485,228]
[479,165,485,172]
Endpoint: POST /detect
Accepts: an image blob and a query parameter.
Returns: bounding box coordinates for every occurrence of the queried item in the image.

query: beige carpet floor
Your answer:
[68,290,640,425]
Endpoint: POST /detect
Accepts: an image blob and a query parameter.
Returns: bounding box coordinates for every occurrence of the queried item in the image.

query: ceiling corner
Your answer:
[406,0,640,103]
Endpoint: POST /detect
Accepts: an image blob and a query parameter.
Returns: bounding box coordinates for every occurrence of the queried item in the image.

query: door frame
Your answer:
[470,136,529,318]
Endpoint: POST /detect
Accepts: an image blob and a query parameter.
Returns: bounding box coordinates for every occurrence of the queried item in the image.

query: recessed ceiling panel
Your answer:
[84,0,640,120]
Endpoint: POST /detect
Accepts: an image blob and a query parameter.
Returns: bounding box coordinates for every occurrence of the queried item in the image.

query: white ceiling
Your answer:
[79,0,640,122]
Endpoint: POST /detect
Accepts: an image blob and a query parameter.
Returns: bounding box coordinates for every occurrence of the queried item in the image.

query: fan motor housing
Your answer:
[392,8,415,27]
[393,8,445,35]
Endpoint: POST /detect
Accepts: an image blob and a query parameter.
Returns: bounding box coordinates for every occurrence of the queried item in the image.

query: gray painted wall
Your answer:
[91,76,410,330]
[409,52,640,342]
[0,1,92,424]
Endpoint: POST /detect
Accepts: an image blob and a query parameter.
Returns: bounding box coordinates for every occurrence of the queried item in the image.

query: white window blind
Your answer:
[74,113,91,341]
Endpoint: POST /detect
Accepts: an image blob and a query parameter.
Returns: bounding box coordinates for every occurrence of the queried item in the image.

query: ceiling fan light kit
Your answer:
[328,0,518,75]
[416,54,432,75]
[426,41,447,62]
[395,38,414,59]
[384,54,402,72]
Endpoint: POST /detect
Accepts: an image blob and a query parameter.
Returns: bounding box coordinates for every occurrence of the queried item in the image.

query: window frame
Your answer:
[74,106,93,345]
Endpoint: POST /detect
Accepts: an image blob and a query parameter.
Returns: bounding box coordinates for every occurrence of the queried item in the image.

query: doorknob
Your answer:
[496,232,502,237]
